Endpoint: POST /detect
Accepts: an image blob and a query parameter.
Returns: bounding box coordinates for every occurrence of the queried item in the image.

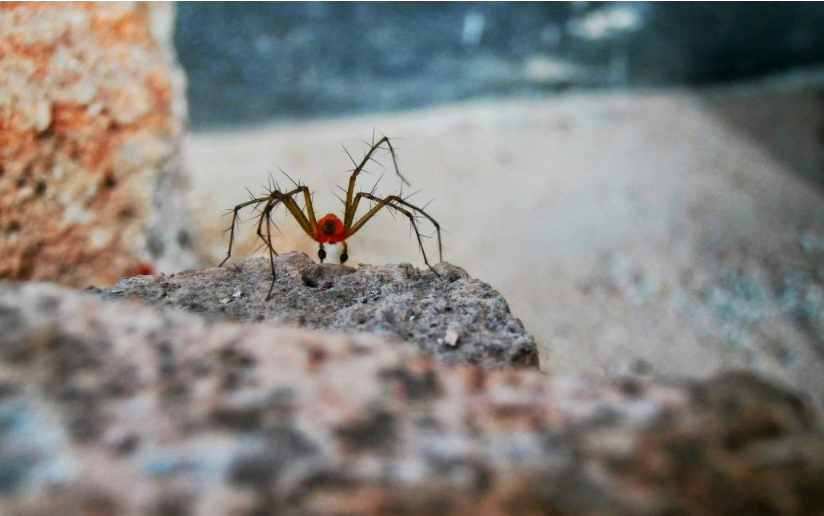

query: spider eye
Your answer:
[318,248,326,262]
[340,252,348,264]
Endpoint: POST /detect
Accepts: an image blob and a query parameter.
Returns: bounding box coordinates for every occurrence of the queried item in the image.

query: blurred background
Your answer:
[174,2,824,405]
[177,2,824,126]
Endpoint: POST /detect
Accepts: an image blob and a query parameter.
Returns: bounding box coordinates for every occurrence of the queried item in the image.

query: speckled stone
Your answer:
[0,2,199,287]
[96,253,540,368]
[1,281,823,516]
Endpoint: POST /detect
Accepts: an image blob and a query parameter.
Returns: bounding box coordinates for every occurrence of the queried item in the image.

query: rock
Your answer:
[97,253,539,368]
[1,281,823,515]
[0,2,199,288]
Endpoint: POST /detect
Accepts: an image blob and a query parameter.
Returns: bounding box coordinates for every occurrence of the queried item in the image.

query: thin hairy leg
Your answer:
[253,193,320,299]
[264,205,278,300]
[343,136,410,228]
[347,194,441,272]
[273,187,317,238]
[275,170,319,231]
[348,193,442,262]
[221,187,317,269]
[255,198,281,258]
[219,196,272,267]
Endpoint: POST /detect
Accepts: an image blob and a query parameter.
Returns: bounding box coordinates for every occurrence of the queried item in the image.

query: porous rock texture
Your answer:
[96,253,539,369]
[0,2,199,287]
[2,281,824,516]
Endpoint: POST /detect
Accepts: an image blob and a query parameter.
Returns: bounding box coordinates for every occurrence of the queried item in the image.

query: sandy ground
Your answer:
[183,73,824,409]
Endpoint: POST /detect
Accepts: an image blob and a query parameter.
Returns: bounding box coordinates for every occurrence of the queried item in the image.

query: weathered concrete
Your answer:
[95,253,539,368]
[2,281,823,516]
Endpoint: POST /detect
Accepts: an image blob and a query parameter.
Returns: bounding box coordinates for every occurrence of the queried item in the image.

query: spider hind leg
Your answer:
[346,193,442,275]
[343,136,410,228]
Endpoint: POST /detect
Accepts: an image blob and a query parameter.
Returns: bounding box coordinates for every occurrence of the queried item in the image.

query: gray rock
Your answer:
[1,281,823,516]
[96,253,539,368]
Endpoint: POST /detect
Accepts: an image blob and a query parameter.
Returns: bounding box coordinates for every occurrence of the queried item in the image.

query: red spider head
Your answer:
[315,214,346,243]
[315,214,349,264]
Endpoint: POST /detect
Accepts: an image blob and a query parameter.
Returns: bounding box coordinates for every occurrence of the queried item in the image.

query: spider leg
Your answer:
[348,193,442,262]
[343,136,410,228]
[219,196,272,268]
[221,187,320,301]
[346,193,443,273]
[251,191,317,300]
[255,200,280,301]
[258,187,317,239]
[275,187,318,238]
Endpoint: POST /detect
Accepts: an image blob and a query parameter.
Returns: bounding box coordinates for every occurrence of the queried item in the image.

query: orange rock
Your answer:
[0,2,198,287]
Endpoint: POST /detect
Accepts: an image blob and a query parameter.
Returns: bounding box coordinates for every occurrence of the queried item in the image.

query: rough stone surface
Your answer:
[0,2,199,287]
[1,281,823,515]
[96,253,539,369]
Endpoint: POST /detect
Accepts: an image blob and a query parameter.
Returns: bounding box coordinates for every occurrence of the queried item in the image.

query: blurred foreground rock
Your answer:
[1,281,823,515]
[0,2,199,287]
[96,253,539,368]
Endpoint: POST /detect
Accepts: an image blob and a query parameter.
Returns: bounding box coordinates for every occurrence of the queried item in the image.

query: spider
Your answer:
[219,136,443,300]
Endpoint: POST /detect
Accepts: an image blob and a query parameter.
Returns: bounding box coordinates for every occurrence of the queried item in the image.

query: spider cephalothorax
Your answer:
[219,135,442,300]
[315,214,346,243]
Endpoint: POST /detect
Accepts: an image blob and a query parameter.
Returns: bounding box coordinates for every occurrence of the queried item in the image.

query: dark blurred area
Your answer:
[175,2,824,129]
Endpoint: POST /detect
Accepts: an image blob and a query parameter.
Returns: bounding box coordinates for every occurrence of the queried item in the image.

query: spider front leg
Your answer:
[343,136,410,229]
[221,186,319,300]
[254,190,319,300]
[347,193,442,273]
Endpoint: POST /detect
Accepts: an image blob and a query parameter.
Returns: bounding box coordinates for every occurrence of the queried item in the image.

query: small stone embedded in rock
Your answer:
[445,330,460,347]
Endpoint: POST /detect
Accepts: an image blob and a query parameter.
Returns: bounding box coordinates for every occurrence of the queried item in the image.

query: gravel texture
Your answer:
[96,253,539,368]
[2,281,823,516]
